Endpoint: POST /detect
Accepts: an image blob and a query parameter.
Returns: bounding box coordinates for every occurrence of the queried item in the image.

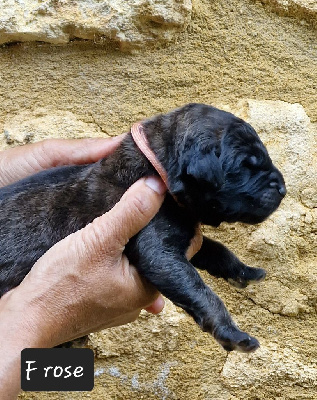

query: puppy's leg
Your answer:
[127,235,259,353]
[192,237,266,288]
[191,237,266,288]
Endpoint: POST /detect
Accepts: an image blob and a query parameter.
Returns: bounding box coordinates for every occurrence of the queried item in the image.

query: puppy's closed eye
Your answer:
[248,155,258,166]
[244,154,271,171]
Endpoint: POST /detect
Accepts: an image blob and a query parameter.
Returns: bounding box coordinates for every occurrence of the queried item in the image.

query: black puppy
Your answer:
[0,104,286,352]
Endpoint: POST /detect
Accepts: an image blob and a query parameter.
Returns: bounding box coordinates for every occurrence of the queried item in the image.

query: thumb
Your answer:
[82,177,166,255]
[0,136,124,187]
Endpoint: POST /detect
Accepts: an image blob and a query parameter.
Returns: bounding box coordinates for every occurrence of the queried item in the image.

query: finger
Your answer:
[0,135,124,187]
[83,177,166,253]
[186,224,203,260]
[31,136,125,167]
[144,295,165,314]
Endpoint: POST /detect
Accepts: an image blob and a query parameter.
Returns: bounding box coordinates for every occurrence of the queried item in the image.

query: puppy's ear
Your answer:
[170,146,224,197]
[186,150,224,190]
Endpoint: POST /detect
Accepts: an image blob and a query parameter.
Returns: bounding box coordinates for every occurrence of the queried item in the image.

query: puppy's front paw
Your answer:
[228,266,266,289]
[214,325,259,353]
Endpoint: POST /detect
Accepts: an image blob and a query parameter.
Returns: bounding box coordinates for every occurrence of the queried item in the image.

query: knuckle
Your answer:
[69,144,88,163]
[38,138,56,156]
[78,214,121,261]
[0,155,8,186]
[128,194,151,219]
[80,216,106,249]
[34,139,59,168]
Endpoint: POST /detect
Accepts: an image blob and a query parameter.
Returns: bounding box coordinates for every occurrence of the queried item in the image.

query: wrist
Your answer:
[0,291,45,399]
[0,290,53,349]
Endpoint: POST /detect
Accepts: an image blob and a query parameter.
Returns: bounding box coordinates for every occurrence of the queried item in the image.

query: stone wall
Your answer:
[0,0,316,399]
[0,0,192,49]
[261,0,317,26]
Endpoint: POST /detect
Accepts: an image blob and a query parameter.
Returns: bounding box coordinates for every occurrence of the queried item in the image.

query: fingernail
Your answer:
[145,295,165,315]
[154,295,165,313]
[145,176,167,195]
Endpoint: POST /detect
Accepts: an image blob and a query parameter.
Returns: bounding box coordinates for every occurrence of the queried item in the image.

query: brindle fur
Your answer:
[0,104,286,352]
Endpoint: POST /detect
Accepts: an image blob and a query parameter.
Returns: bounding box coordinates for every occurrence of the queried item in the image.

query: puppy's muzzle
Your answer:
[268,170,286,195]
[259,170,286,213]
[268,170,287,197]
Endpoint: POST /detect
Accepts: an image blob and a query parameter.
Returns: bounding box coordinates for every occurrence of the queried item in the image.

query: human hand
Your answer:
[0,136,124,188]
[0,138,202,399]
[0,177,168,349]
[0,135,166,317]
[0,136,201,331]
[0,176,166,399]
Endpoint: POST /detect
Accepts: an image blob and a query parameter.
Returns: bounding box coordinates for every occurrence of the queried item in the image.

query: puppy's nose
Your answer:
[269,179,286,197]
[278,185,287,196]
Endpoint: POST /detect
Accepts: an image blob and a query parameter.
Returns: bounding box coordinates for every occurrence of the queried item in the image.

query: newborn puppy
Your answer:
[0,104,286,352]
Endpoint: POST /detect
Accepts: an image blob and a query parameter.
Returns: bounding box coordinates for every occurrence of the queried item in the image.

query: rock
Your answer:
[244,280,311,316]
[234,99,314,200]
[88,299,186,358]
[301,187,317,209]
[210,99,316,333]
[0,0,192,49]
[261,0,317,26]
[222,343,317,388]
[2,108,106,147]
[242,100,317,266]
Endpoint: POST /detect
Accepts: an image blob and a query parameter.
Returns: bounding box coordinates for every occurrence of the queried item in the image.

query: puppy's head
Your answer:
[143,103,286,227]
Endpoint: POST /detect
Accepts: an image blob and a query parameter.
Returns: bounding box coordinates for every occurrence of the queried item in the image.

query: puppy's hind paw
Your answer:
[228,266,266,289]
[214,326,260,353]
